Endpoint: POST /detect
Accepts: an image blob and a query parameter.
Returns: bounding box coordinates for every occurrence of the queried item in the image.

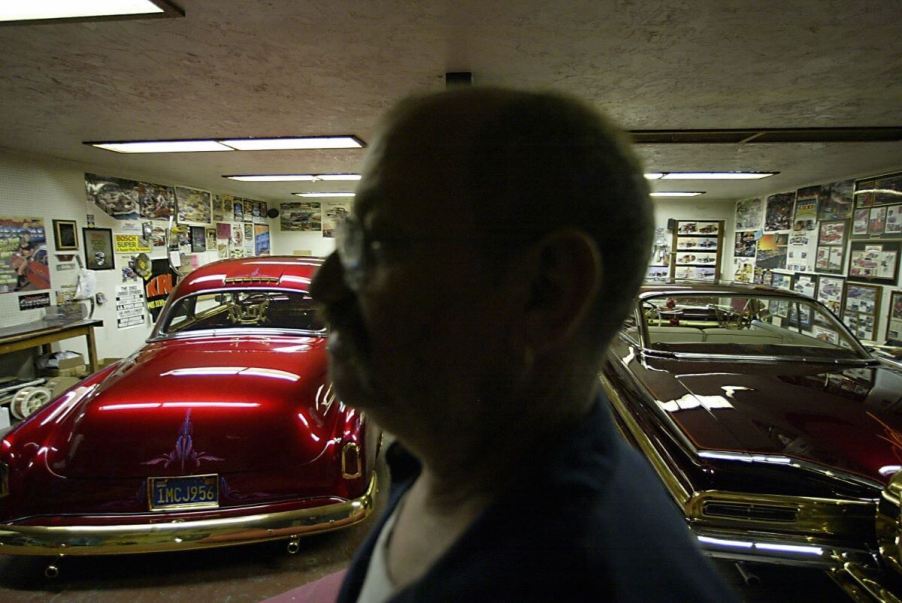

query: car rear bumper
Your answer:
[0,473,377,556]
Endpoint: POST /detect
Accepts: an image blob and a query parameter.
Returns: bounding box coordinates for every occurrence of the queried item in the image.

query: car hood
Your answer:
[42,335,334,479]
[642,356,902,485]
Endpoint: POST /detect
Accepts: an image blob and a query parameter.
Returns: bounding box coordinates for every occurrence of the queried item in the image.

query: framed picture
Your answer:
[770,272,791,291]
[869,206,887,236]
[82,227,115,270]
[52,219,78,251]
[852,208,869,237]
[815,275,845,318]
[791,273,817,298]
[190,226,207,252]
[888,204,902,235]
[887,290,902,345]
[847,240,900,285]
[843,283,882,341]
[815,220,849,275]
[855,171,902,208]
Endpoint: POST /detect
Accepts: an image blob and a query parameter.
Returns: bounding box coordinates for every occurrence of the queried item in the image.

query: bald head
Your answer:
[369,87,653,352]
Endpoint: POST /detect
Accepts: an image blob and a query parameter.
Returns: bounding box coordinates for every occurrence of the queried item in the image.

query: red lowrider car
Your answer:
[0,257,378,564]
[602,282,902,600]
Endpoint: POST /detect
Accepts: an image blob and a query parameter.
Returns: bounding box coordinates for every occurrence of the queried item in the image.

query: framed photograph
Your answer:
[855,171,902,208]
[887,290,902,345]
[771,272,791,291]
[792,273,817,298]
[847,240,900,285]
[814,220,849,275]
[869,206,887,236]
[843,283,882,341]
[852,208,869,237]
[888,204,902,235]
[815,275,845,318]
[52,219,78,251]
[190,226,207,252]
[82,227,115,270]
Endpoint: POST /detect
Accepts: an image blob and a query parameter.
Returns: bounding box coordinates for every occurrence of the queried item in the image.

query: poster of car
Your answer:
[735,198,763,231]
[733,258,754,283]
[0,216,50,293]
[815,275,844,317]
[887,205,902,235]
[764,192,795,232]
[280,202,322,231]
[816,180,854,221]
[770,272,791,290]
[887,291,902,344]
[852,208,869,236]
[137,182,176,220]
[855,172,902,208]
[175,187,212,225]
[85,173,141,220]
[786,230,816,272]
[818,220,847,247]
[733,232,756,258]
[848,241,900,285]
[755,233,788,269]
[676,236,717,250]
[791,273,817,298]
[254,224,271,255]
[792,195,818,231]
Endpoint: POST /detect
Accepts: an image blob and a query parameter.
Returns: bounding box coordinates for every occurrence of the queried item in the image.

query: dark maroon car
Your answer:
[601,282,902,600]
[0,257,378,563]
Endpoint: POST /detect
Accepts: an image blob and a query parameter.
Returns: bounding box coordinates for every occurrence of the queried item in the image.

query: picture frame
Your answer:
[82,227,115,271]
[190,226,207,253]
[52,219,78,251]
[814,219,848,275]
[815,275,845,319]
[791,273,817,298]
[843,283,882,342]
[855,171,902,208]
[887,290,902,345]
[847,240,900,285]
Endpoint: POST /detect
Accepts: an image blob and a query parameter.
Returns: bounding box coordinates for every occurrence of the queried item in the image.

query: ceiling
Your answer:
[1,0,901,203]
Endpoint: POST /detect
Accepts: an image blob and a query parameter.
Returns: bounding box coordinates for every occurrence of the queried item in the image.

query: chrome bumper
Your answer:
[0,474,377,556]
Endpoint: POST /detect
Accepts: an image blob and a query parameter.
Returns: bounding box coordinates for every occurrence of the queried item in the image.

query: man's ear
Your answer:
[523,229,602,352]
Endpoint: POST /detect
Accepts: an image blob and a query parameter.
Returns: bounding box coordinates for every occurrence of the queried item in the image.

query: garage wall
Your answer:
[652,198,736,279]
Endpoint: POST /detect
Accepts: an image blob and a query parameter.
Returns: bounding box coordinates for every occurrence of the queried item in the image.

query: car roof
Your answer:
[173,256,324,298]
[638,280,805,300]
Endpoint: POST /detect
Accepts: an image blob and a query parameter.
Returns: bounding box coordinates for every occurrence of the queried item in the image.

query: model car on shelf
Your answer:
[601,281,902,601]
[0,256,379,563]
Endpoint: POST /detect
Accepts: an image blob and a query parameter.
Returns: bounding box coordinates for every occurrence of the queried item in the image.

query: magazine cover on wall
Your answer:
[243,223,255,256]
[175,187,212,225]
[792,192,818,231]
[254,224,270,255]
[322,199,351,238]
[0,216,50,293]
[764,192,794,232]
[85,173,141,220]
[792,273,817,298]
[280,201,322,231]
[816,275,845,318]
[82,227,114,271]
[855,172,902,208]
[843,283,882,341]
[242,200,255,222]
[735,198,763,231]
[755,233,788,269]
[232,198,244,222]
[212,195,225,222]
[734,231,756,258]
[786,229,816,272]
[229,223,244,258]
[137,182,175,220]
[814,220,848,275]
[733,258,754,283]
[848,240,900,285]
[816,180,854,221]
[887,291,902,344]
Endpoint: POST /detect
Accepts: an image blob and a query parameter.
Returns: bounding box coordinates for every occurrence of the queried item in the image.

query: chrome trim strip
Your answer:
[0,474,377,556]
[832,562,902,603]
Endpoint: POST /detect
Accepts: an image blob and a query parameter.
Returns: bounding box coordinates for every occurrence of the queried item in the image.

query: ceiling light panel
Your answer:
[0,0,176,22]
[89,140,231,153]
[660,172,777,180]
[643,173,664,180]
[225,175,318,182]
[293,192,356,198]
[220,136,363,150]
[649,192,705,197]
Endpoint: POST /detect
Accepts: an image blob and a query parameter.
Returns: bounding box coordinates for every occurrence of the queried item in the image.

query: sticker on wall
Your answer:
[18,292,51,311]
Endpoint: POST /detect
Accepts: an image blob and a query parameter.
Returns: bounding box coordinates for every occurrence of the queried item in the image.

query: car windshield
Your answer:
[639,293,868,360]
[159,289,324,335]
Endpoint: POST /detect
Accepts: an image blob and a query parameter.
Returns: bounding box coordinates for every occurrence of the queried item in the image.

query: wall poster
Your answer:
[323,199,351,238]
[815,275,845,318]
[175,187,213,225]
[855,172,902,208]
[793,195,818,231]
[814,220,848,275]
[116,283,146,329]
[843,283,882,341]
[755,233,788,270]
[887,291,902,344]
[0,216,50,293]
[847,241,900,285]
[254,223,271,255]
[280,202,322,232]
[735,198,763,231]
[816,180,854,221]
[764,192,795,232]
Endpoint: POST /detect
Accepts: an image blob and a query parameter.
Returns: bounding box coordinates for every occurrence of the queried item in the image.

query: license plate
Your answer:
[148,474,219,511]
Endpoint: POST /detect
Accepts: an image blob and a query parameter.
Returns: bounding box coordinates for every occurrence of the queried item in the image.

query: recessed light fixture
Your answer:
[293,192,356,198]
[0,0,183,23]
[89,140,231,153]
[224,173,361,182]
[660,172,777,180]
[649,192,705,197]
[87,136,365,154]
[219,136,364,151]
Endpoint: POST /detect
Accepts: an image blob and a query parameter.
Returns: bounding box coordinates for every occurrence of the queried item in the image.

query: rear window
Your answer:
[160,290,323,335]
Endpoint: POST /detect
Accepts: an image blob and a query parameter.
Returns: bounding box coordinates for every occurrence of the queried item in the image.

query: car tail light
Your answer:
[341,443,361,479]
[0,462,8,498]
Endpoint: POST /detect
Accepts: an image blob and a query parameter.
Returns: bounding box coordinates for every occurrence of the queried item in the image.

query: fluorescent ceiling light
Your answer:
[225,175,317,182]
[220,136,363,151]
[89,140,231,153]
[650,192,705,197]
[660,172,777,180]
[223,173,361,182]
[293,192,356,198]
[0,0,177,22]
[644,173,664,180]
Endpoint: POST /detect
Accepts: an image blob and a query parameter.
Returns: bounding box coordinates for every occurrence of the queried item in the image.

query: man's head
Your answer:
[311,87,652,446]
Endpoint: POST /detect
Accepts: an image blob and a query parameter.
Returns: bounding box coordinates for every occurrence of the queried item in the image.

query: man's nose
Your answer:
[310,252,351,304]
